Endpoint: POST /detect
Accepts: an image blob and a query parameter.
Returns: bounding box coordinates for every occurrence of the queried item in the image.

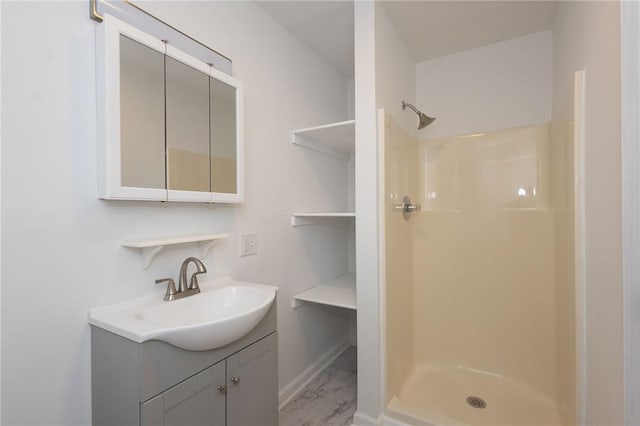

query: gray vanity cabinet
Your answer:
[139,334,278,426]
[91,302,278,426]
[141,361,226,426]
[226,334,279,426]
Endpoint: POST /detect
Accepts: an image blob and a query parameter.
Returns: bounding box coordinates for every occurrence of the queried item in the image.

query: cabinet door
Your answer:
[227,333,279,426]
[165,49,212,202]
[141,360,226,426]
[97,15,168,201]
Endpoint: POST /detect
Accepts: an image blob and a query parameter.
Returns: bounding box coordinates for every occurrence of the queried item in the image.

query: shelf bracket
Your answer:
[139,246,164,270]
[198,239,219,259]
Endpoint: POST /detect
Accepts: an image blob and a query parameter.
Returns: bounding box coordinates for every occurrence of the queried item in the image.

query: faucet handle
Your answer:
[189,270,206,292]
[155,278,177,301]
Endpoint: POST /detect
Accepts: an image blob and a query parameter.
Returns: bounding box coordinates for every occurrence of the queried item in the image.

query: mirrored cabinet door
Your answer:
[165,55,211,201]
[210,77,238,194]
[209,68,244,203]
[119,35,166,191]
[97,16,168,201]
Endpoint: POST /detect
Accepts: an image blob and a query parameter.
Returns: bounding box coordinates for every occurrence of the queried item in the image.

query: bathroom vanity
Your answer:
[90,281,278,426]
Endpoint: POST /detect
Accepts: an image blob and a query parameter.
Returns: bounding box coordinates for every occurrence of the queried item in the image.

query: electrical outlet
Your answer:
[240,233,257,257]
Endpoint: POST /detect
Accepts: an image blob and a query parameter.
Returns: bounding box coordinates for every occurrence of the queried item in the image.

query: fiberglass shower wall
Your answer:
[383,112,576,424]
[383,109,417,400]
[413,124,556,395]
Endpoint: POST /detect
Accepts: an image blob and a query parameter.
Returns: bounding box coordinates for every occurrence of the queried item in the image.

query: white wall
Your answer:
[353,2,417,424]
[347,78,355,120]
[354,2,380,424]
[1,1,350,424]
[0,0,3,421]
[552,2,623,425]
[416,31,553,140]
[621,3,640,424]
[376,3,417,138]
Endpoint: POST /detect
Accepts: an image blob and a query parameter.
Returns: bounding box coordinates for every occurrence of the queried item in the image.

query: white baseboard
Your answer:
[278,337,351,409]
[353,410,381,425]
[352,411,382,426]
[380,414,411,426]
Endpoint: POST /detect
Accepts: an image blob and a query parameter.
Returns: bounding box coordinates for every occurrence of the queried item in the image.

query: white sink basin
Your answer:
[89,277,277,351]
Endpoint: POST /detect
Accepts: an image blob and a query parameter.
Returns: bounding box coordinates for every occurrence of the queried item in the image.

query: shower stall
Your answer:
[381,73,584,426]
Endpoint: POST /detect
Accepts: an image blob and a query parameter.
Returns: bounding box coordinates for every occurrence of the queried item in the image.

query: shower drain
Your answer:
[466,396,487,409]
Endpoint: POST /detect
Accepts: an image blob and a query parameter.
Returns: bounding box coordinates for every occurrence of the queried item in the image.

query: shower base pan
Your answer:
[387,364,565,426]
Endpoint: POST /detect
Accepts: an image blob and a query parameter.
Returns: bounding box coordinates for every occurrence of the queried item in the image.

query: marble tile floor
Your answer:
[280,346,357,426]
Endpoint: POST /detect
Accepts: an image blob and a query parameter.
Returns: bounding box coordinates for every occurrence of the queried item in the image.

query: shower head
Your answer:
[402,101,436,130]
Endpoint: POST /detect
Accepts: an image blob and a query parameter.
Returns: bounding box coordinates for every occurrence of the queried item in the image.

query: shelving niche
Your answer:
[290,119,355,160]
[291,212,355,226]
[291,119,356,310]
[292,273,356,310]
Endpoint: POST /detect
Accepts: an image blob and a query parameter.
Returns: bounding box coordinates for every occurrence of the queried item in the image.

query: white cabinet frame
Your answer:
[96,14,244,203]
[97,15,167,201]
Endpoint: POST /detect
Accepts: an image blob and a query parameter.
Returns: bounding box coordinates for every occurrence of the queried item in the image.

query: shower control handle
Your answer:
[405,202,421,212]
[395,195,421,221]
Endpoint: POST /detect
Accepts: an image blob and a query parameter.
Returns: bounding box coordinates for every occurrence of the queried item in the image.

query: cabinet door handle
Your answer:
[216,384,226,394]
[231,376,240,385]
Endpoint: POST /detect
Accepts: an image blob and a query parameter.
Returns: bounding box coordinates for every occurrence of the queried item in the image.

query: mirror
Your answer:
[97,14,243,203]
[119,35,165,190]
[165,57,210,193]
[210,77,237,194]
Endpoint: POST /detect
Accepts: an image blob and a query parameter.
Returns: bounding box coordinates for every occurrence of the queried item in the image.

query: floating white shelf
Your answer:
[291,120,355,160]
[122,233,229,269]
[291,212,356,226]
[292,273,356,310]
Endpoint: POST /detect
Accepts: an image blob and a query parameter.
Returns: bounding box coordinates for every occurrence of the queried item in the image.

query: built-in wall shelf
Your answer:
[291,212,356,226]
[122,233,229,269]
[291,120,355,160]
[292,273,356,310]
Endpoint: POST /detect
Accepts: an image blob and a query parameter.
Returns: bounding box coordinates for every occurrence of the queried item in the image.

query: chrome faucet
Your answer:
[155,257,207,301]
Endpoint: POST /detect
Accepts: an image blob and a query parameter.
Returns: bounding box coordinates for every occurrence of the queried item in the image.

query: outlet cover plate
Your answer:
[240,233,257,257]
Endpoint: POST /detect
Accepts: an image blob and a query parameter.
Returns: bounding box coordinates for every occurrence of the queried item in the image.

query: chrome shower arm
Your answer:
[402,100,436,129]
[402,101,420,114]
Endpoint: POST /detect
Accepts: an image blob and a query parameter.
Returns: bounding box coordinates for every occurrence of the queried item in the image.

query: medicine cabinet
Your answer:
[96,14,244,203]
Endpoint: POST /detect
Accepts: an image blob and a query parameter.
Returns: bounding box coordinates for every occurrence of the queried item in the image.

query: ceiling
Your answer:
[384,1,557,64]
[256,1,557,79]
[256,1,355,77]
